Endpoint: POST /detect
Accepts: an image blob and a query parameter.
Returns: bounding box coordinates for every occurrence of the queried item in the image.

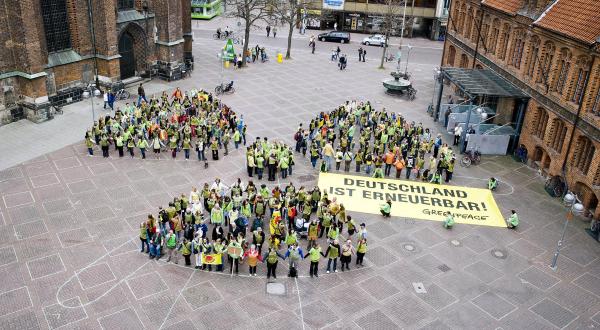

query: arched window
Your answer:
[570,56,590,105]
[553,48,571,94]
[497,23,511,60]
[447,45,456,66]
[573,136,595,174]
[532,107,548,140]
[510,30,525,69]
[548,118,567,153]
[41,0,72,53]
[480,15,490,50]
[537,41,555,85]
[525,36,540,78]
[471,10,481,44]
[459,54,469,68]
[465,8,474,40]
[458,3,467,34]
[488,19,500,55]
[452,1,461,32]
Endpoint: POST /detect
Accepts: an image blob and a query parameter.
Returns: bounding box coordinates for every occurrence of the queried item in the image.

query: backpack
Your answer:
[294,131,301,141]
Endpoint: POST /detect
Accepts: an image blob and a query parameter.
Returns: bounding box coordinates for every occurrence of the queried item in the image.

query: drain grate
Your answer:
[437,264,451,272]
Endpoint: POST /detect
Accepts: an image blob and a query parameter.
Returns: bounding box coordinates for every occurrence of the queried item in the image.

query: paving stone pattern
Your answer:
[0,23,598,330]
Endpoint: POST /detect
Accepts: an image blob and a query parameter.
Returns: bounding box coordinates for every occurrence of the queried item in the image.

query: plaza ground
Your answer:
[0,17,599,330]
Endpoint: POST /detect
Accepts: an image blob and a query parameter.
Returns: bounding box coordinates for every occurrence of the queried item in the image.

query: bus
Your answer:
[191,0,222,20]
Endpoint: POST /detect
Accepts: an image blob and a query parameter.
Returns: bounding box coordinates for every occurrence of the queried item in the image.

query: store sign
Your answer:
[323,0,344,10]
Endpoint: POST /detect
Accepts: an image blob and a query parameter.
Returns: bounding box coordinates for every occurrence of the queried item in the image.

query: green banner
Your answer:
[223,39,235,61]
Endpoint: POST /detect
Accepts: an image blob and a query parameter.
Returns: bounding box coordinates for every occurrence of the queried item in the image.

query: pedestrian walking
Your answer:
[266,25,271,37]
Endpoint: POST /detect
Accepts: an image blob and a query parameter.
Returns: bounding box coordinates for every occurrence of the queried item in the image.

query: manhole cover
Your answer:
[437,264,451,272]
[491,249,508,259]
[266,282,286,296]
[450,239,461,246]
[412,282,427,294]
[403,243,415,251]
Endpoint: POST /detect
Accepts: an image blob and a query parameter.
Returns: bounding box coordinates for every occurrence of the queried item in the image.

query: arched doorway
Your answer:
[119,32,135,79]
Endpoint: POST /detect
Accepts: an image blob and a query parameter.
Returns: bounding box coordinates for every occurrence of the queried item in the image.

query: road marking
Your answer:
[294,277,306,330]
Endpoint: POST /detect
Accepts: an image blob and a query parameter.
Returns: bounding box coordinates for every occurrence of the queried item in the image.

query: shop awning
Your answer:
[441,67,530,99]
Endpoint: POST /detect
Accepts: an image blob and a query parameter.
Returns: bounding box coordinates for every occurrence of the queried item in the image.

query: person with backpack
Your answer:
[283,243,304,277]
[165,230,178,263]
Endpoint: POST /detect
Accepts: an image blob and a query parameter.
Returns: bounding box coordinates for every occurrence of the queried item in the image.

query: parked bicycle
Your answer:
[461,147,481,167]
[215,81,235,96]
[114,88,130,100]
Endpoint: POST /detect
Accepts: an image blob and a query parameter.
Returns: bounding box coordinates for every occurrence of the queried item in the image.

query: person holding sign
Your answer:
[506,210,519,229]
[443,212,455,229]
[227,240,243,274]
[380,200,392,218]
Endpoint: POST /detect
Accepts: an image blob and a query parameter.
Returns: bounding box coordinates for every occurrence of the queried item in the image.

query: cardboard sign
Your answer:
[318,172,505,227]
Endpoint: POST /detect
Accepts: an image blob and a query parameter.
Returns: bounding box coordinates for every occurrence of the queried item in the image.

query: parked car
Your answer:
[318,31,351,43]
[362,34,387,47]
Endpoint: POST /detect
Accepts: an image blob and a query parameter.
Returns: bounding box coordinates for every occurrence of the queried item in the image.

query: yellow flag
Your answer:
[202,254,222,265]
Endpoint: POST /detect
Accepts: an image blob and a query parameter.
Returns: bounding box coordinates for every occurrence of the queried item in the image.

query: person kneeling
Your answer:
[380,200,392,218]
[443,212,455,229]
[506,210,519,229]
[488,177,498,191]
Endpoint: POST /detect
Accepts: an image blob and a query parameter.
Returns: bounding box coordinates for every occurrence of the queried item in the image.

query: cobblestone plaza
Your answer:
[0,18,599,330]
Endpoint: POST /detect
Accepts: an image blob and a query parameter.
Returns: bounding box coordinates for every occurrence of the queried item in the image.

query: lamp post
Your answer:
[143,1,150,78]
[550,192,584,271]
[82,85,101,124]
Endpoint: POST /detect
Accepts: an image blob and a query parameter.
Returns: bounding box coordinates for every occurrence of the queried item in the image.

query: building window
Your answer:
[573,136,595,175]
[480,21,490,51]
[465,9,473,40]
[525,37,539,78]
[489,19,500,55]
[41,0,72,53]
[548,118,567,153]
[498,24,511,60]
[532,107,549,140]
[510,34,525,69]
[572,68,589,105]
[537,42,555,85]
[554,50,571,94]
[447,46,456,66]
[118,0,135,10]
[592,88,600,115]
[459,54,469,68]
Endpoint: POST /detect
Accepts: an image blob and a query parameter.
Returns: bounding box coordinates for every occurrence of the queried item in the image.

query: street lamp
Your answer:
[82,85,101,124]
[550,192,584,270]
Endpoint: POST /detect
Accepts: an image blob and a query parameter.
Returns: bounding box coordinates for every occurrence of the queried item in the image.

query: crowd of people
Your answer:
[293,99,456,184]
[140,178,368,278]
[244,138,295,181]
[84,85,246,161]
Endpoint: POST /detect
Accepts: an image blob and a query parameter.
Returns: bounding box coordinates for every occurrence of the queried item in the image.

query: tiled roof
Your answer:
[482,0,525,15]
[534,0,600,44]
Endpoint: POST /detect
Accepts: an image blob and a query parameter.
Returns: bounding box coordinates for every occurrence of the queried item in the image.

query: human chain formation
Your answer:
[84,87,246,161]
[293,100,456,184]
[139,179,368,278]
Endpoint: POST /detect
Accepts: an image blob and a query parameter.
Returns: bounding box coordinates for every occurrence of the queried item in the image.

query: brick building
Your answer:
[0,0,192,124]
[441,0,600,218]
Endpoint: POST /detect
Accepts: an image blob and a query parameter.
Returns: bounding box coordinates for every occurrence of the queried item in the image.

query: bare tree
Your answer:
[272,0,309,59]
[225,0,270,67]
[379,0,406,69]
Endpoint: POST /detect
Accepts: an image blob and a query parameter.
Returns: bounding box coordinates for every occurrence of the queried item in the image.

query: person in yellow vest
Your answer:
[227,239,242,274]
[284,229,298,248]
[305,242,325,277]
[262,246,284,279]
[340,239,356,271]
[85,131,95,156]
[380,199,391,218]
[137,137,148,159]
[506,210,519,229]
[443,212,455,229]
[356,238,367,266]
[115,132,124,157]
[165,230,178,264]
[307,219,319,250]
[211,203,224,225]
[325,239,340,273]
[139,221,149,253]
[179,238,192,266]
